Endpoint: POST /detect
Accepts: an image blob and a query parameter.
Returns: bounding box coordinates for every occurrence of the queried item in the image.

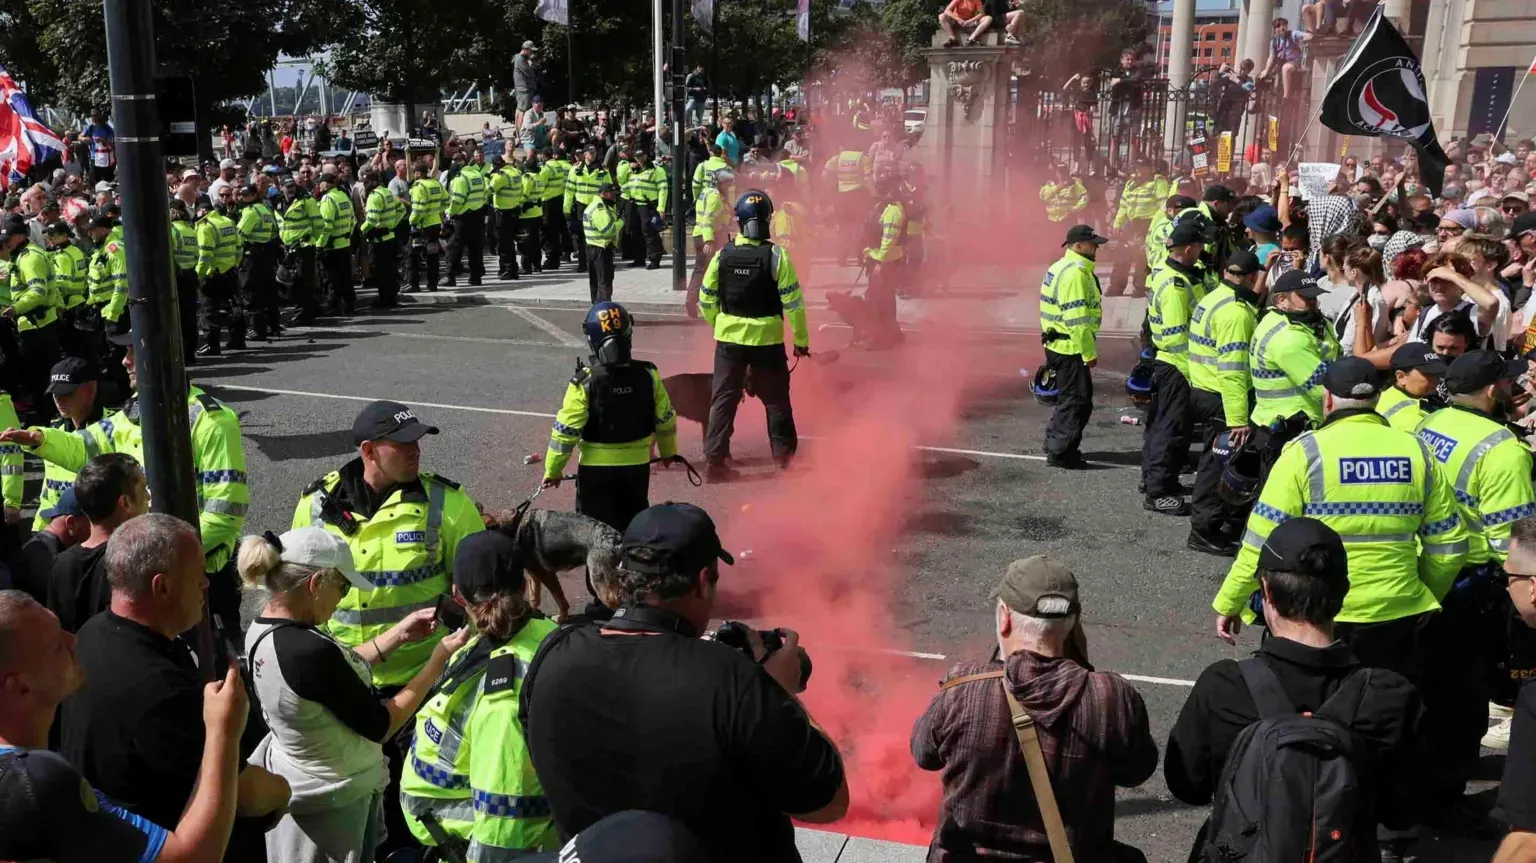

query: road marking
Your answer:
[507,307,586,348]
[208,386,1132,468]
[209,385,559,419]
[1120,673,1197,687]
[365,329,693,356]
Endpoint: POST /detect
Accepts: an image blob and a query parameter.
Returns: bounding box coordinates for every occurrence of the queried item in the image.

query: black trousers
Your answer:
[865,260,901,340]
[542,205,567,266]
[1189,388,1248,537]
[18,325,59,418]
[481,204,497,255]
[174,269,200,359]
[409,224,442,290]
[199,269,241,344]
[705,341,797,463]
[636,202,664,264]
[575,463,651,533]
[518,216,543,273]
[290,245,321,316]
[371,239,399,307]
[239,243,279,336]
[495,211,521,278]
[572,211,589,272]
[321,246,355,313]
[586,244,615,304]
[446,212,485,284]
[623,199,647,265]
[1336,614,1425,681]
[1419,590,1499,803]
[1042,349,1093,459]
[687,239,714,317]
[1141,360,1193,498]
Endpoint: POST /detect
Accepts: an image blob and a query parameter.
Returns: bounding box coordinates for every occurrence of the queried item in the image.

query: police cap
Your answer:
[351,400,440,444]
[1322,356,1383,399]
[1062,224,1108,247]
[1270,270,1326,298]
[1389,341,1448,375]
[453,530,525,598]
[46,356,98,394]
[1167,220,1206,246]
[1443,349,1528,394]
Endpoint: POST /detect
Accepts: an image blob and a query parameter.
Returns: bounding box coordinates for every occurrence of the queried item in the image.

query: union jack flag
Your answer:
[0,63,67,192]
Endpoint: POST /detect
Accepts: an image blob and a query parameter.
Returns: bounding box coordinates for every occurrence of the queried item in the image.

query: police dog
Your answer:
[660,371,758,446]
[491,507,622,622]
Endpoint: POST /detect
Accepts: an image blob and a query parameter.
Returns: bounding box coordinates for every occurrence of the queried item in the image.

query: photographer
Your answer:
[522,503,848,861]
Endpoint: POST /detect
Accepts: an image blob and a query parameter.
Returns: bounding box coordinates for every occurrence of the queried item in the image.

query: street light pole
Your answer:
[101,0,204,665]
[671,0,687,292]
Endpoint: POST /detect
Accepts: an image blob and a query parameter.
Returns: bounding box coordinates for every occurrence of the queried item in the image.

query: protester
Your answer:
[523,503,848,860]
[11,487,87,604]
[1495,516,1536,860]
[912,557,1157,861]
[45,453,148,634]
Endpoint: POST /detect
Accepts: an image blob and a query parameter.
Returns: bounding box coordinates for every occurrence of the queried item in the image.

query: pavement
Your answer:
[72,248,1502,862]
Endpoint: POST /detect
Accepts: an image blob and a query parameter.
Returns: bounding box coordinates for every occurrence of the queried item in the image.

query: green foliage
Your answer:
[1016,0,1148,87]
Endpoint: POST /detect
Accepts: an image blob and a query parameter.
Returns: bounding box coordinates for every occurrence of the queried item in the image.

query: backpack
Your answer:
[1201,658,1374,863]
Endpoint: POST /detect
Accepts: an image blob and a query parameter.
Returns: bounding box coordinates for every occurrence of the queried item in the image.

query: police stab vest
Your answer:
[718,242,780,319]
[582,361,656,444]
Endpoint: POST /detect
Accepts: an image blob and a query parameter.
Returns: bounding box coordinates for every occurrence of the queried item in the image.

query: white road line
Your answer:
[209,385,559,419]
[1120,674,1197,687]
[208,386,1136,469]
[369,330,693,356]
[507,307,586,348]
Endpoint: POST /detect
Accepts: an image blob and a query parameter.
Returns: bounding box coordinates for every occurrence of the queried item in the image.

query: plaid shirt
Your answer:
[911,650,1158,862]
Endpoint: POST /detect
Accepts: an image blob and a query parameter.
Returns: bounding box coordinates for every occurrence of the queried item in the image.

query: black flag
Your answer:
[1319,5,1450,197]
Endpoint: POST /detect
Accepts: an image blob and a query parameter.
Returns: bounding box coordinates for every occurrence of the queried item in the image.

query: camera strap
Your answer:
[602,605,701,639]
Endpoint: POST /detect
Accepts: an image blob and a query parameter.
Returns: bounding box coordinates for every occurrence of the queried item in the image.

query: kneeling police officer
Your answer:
[543,301,679,532]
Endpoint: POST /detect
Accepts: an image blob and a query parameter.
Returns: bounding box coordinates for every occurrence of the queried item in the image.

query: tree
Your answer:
[1013,0,1148,87]
[0,0,330,158]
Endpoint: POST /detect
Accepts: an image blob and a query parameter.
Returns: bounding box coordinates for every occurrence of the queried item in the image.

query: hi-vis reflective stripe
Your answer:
[332,598,437,626]
[471,789,550,818]
[469,840,541,863]
[1453,428,1515,504]
[410,751,470,790]
[401,792,475,824]
[1382,399,1417,419]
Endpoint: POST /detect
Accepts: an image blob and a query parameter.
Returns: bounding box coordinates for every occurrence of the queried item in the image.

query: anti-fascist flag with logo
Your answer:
[1320,5,1450,197]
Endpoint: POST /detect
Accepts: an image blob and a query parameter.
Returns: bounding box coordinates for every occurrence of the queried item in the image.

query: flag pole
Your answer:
[1493,68,1532,144]
[1283,112,1321,167]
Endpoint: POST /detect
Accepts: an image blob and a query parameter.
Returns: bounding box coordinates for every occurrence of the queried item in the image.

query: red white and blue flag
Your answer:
[0,62,67,191]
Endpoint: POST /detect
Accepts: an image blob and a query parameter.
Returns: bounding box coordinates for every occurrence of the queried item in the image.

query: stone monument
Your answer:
[915,32,1021,193]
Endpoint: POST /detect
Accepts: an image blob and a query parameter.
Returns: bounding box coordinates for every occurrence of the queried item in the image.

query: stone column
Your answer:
[1163,0,1196,162]
[1240,0,1274,70]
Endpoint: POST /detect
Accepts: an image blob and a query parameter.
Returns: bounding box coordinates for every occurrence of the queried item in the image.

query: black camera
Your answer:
[712,621,813,692]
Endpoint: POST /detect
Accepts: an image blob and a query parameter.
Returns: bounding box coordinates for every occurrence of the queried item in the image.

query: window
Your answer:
[1203,47,1214,57]
[1221,47,1231,56]
[1222,32,1233,40]
[1204,32,1216,41]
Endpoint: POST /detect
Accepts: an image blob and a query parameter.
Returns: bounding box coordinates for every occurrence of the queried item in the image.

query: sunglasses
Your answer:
[1436,225,1465,236]
[1503,204,1527,213]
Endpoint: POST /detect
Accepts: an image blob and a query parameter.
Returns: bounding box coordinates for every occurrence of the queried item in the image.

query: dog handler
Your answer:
[543,301,680,532]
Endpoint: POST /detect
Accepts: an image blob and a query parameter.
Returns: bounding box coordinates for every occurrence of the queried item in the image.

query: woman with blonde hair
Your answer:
[240,527,469,863]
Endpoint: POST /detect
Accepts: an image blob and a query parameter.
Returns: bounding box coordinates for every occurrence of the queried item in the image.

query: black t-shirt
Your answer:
[13,531,64,604]
[524,622,844,863]
[1495,678,1536,831]
[47,542,110,634]
[0,747,165,863]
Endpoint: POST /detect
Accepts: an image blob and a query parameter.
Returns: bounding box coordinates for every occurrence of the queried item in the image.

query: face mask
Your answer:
[1367,234,1388,250]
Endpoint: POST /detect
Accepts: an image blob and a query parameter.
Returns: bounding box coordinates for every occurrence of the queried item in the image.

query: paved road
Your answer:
[176,261,1501,862]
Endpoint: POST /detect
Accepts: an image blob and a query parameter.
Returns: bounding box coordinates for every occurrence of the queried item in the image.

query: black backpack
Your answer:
[1201,658,1374,863]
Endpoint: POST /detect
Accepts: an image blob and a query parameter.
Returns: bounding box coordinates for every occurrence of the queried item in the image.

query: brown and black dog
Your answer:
[660,371,758,446]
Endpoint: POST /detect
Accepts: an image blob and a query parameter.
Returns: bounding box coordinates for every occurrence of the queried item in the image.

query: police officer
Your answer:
[1249,270,1341,433]
[691,140,732,201]
[1142,220,1208,515]
[317,171,357,313]
[862,171,907,348]
[2,215,62,417]
[699,190,810,481]
[408,160,451,292]
[623,149,668,269]
[541,146,571,270]
[278,176,322,324]
[565,144,603,274]
[688,168,735,319]
[30,357,104,533]
[0,326,251,636]
[42,221,86,361]
[359,168,406,308]
[445,156,487,287]
[1109,159,1166,295]
[1213,357,1469,655]
[399,531,559,856]
[291,400,482,855]
[1039,163,1088,223]
[195,192,241,355]
[543,301,679,534]
[1039,224,1106,469]
[490,156,527,281]
[823,146,870,262]
[1186,250,1267,554]
[235,184,281,341]
[168,199,202,360]
[1376,342,1445,432]
[518,152,546,276]
[582,182,623,304]
[1413,350,1536,825]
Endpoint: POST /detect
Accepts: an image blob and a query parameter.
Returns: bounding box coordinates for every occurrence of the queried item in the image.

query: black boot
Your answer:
[197,329,222,357]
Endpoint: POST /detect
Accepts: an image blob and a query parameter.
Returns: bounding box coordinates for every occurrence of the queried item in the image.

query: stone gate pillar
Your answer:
[917,41,1015,196]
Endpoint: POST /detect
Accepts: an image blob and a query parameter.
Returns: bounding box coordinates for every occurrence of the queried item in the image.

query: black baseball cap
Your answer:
[1224,249,1262,276]
[1203,184,1236,203]
[1270,270,1327,298]
[104,319,134,346]
[0,215,27,240]
[1062,224,1108,246]
[1389,341,1448,374]
[524,811,709,863]
[621,503,734,575]
[1512,211,1536,240]
[46,357,99,394]
[1167,220,1206,246]
[453,530,525,597]
[1322,356,1383,399]
[351,400,439,444]
[1442,349,1528,394]
[1257,517,1348,582]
